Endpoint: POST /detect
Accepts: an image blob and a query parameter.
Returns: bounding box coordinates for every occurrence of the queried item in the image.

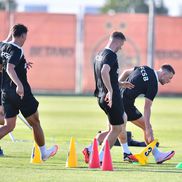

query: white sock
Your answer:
[39,145,46,157]
[87,143,93,152]
[122,143,131,154]
[87,140,99,153]
[152,147,161,159]
[99,150,104,162]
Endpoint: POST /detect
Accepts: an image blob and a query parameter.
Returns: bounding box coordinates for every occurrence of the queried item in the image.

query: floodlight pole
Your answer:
[5,0,15,30]
[147,0,155,68]
[75,7,84,94]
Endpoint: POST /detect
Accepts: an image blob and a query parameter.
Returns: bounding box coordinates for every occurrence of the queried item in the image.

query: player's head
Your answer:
[11,24,28,46]
[159,64,175,85]
[109,31,126,53]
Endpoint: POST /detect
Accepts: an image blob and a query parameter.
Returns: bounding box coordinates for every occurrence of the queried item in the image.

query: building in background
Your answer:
[16,0,105,14]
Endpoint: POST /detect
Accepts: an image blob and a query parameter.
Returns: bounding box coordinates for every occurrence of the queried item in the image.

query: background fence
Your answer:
[0,11,181,94]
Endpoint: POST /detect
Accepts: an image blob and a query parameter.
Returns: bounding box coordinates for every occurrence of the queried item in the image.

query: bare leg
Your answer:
[26,110,58,161]
[0,117,16,139]
[96,123,111,144]
[0,106,5,125]
[131,116,148,144]
[101,124,122,151]
[26,111,45,146]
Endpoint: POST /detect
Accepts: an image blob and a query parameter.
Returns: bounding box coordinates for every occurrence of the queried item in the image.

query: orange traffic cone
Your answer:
[101,140,113,171]
[89,138,100,168]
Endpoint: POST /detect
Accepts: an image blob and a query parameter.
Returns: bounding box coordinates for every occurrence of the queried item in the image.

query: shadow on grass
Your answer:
[0,156,181,174]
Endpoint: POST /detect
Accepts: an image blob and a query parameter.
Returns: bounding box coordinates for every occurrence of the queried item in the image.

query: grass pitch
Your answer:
[0,96,182,182]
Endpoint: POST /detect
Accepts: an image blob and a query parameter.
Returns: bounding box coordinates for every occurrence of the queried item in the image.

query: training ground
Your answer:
[0,96,181,182]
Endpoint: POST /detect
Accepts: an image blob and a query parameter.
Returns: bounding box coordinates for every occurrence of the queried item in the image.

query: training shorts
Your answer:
[98,94,124,125]
[2,90,39,118]
[123,96,142,121]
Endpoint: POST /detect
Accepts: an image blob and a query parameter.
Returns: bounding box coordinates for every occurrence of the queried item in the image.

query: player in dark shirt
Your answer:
[0,24,58,161]
[118,65,175,163]
[83,31,137,164]
[0,35,12,156]
[94,65,175,164]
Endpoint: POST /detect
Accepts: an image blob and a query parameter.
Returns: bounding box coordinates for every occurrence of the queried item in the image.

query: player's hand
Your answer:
[105,91,113,108]
[26,62,33,69]
[120,81,135,89]
[16,84,24,99]
[145,127,154,144]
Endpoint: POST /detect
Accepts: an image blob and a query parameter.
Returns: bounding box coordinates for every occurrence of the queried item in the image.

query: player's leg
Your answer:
[25,110,58,161]
[0,116,16,156]
[117,113,138,162]
[131,116,147,143]
[26,111,44,146]
[0,116,16,139]
[99,124,122,163]
[98,95,127,163]
[21,95,58,161]
[0,105,5,125]
[96,123,111,144]
[82,122,110,163]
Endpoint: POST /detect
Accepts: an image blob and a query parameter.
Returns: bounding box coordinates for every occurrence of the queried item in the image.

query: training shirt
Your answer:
[0,42,31,93]
[94,48,120,97]
[123,66,158,101]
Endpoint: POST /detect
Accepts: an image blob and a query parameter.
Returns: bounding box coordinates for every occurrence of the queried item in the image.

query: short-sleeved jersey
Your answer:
[123,66,158,101]
[94,48,120,97]
[0,42,31,93]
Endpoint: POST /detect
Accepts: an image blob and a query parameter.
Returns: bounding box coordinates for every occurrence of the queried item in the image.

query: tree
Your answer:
[101,0,168,15]
[0,0,17,11]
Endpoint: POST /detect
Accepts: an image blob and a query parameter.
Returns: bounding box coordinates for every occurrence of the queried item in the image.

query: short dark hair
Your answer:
[11,24,28,37]
[161,64,175,74]
[111,31,126,41]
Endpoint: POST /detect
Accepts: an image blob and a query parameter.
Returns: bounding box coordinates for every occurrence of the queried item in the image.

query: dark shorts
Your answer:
[1,90,39,119]
[98,94,124,125]
[123,96,142,121]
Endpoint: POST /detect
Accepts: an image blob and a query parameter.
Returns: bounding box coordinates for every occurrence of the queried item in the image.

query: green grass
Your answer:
[0,96,182,182]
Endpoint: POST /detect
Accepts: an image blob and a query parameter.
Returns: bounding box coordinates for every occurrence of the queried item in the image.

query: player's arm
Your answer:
[118,68,135,89]
[7,63,24,99]
[144,98,154,143]
[101,64,112,108]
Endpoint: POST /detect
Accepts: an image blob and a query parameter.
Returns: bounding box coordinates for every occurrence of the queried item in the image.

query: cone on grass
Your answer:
[101,140,113,171]
[66,137,78,168]
[176,162,182,169]
[89,138,100,168]
[30,142,42,164]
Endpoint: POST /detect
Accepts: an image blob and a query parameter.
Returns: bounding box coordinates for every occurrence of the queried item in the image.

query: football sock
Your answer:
[87,140,99,152]
[99,150,104,162]
[122,143,131,154]
[39,145,46,157]
[152,147,161,159]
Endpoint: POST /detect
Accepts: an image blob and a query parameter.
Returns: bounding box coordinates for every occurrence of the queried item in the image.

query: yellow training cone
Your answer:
[134,139,158,165]
[30,142,42,164]
[66,137,78,168]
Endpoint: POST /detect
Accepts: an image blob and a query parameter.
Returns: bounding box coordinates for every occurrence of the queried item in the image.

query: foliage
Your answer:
[101,0,168,15]
[0,0,17,11]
